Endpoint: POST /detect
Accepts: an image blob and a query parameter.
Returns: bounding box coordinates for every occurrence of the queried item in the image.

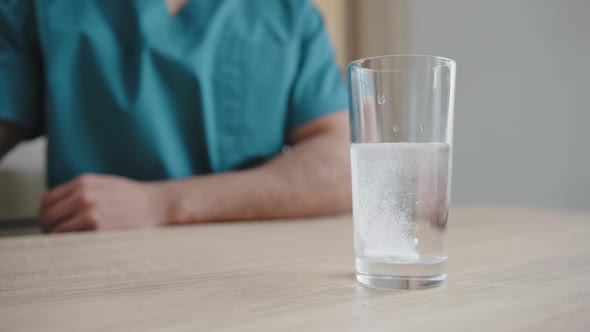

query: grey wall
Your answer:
[0,138,45,218]
[400,0,590,211]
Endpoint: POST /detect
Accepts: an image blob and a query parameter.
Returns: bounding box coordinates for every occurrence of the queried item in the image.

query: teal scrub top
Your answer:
[0,0,347,188]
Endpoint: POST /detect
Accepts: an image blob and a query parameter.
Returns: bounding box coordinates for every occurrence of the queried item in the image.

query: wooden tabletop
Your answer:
[1,207,589,331]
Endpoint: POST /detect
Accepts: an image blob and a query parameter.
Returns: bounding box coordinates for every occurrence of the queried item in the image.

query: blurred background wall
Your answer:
[0,138,45,218]
[1,0,588,219]
[322,0,590,212]
[396,0,590,212]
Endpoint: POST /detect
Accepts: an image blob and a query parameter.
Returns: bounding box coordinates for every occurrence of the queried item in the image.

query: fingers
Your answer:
[49,211,98,233]
[39,174,99,232]
[39,190,86,231]
[42,178,79,207]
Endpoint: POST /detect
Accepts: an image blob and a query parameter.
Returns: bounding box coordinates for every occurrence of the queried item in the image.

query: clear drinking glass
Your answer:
[348,55,456,289]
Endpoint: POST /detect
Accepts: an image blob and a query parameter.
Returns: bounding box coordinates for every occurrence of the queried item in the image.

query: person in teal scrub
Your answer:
[0,0,351,232]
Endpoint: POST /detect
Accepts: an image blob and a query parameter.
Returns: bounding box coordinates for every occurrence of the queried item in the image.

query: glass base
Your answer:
[355,257,447,290]
[356,272,446,290]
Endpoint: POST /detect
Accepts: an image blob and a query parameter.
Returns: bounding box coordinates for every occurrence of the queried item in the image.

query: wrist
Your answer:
[152,180,203,225]
[145,181,180,226]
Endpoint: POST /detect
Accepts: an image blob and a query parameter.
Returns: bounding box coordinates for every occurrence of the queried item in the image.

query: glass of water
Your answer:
[348,55,456,289]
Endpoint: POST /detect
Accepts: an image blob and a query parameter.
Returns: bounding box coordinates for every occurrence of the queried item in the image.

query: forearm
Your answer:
[159,130,351,224]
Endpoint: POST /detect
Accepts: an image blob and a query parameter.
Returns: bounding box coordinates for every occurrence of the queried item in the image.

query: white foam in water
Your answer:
[351,142,450,265]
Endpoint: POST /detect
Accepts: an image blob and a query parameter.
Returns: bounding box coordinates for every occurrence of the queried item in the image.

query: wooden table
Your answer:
[1,207,589,331]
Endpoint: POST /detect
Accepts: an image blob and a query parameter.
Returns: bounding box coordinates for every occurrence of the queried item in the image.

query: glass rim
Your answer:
[348,54,456,73]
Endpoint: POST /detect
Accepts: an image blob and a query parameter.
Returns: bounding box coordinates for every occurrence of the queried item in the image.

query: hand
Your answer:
[39,174,172,233]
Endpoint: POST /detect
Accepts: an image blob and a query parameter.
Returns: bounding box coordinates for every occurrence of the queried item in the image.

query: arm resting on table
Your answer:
[39,111,351,232]
[162,110,352,224]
